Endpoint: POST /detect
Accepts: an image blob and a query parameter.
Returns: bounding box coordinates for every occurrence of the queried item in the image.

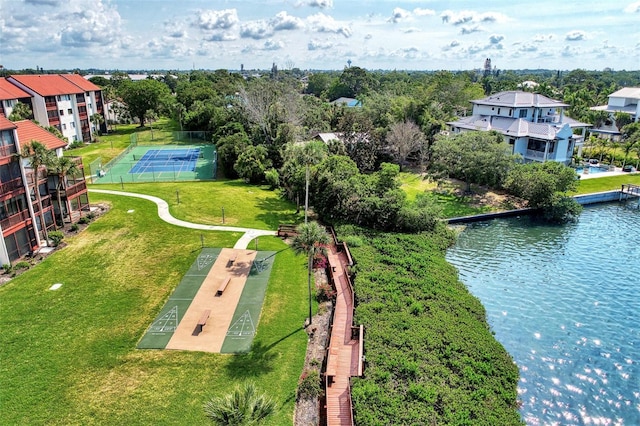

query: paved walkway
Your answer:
[89,189,277,249]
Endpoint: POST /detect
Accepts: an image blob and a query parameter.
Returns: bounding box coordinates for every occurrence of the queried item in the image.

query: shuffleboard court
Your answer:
[220,254,275,353]
[137,248,221,349]
[137,248,275,353]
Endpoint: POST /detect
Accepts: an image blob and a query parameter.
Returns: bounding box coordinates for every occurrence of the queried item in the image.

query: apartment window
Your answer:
[497,108,501,115]
[519,109,528,118]
[47,110,59,119]
[62,124,67,130]
[59,110,64,116]
[71,122,75,128]
[78,106,87,114]
[68,108,72,114]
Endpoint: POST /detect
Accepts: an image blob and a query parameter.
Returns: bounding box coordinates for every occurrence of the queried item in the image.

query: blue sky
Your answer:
[1,0,639,71]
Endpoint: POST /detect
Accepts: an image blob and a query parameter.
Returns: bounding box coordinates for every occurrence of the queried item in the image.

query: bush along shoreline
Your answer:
[340,224,523,425]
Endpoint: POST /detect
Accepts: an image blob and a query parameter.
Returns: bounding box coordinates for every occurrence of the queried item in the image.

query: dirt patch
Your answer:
[444,178,528,211]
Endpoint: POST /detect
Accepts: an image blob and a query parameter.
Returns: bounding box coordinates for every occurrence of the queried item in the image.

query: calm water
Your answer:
[446,203,640,425]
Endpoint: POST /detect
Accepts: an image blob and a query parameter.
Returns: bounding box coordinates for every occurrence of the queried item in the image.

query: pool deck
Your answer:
[578,166,632,180]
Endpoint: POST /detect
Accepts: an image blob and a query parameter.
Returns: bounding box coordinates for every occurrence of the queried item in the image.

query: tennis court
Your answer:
[92,144,217,184]
[130,148,201,174]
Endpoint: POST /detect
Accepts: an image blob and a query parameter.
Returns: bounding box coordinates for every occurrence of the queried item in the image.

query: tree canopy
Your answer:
[118,79,172,126]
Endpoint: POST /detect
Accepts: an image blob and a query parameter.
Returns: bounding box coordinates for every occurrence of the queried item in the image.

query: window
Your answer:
[78,106,87,114]
[68,108,72,114]
[519,109,528,118]
[59,110,64,115]
[62,124,67,130]
[497,108,501,115]
[70,122,75,128]
[47,110,59,119]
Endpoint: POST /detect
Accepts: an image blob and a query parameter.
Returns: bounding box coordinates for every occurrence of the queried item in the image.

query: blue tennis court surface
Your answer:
[129,148,201,174]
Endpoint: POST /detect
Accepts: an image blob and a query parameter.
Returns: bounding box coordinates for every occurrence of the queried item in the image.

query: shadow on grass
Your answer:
[225,327,304,378]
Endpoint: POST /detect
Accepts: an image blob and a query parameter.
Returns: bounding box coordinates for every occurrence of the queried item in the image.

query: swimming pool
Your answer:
[575,165,610,174]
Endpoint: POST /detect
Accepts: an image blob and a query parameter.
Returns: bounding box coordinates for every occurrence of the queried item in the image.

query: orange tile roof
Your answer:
[0,78,31,101]
[0,115,17,131]
[60,74,102,92]
[9,74,84,97]
[15,120,67,151]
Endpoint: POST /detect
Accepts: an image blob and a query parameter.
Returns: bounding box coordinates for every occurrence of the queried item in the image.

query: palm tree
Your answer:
[89,113,104,139]
[21,141,54,242]
[299,141,327,223]
[48,156,80,224]
[291,221,330,327]
[203,382,275,425]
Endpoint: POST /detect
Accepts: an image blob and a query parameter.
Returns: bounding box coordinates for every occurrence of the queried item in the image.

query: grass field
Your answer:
[574,172,640,194]
[92,180,302,230]
[0,191,309,425]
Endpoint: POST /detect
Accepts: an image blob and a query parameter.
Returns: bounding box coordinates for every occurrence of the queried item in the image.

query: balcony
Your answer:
[0,143,17,158]
[0,176,25,194]
[0,209,31,231]
[60,180,87,198]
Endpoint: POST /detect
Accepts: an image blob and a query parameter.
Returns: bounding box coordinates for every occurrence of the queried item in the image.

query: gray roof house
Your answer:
[590,87,640,139]
[448,91,591,165]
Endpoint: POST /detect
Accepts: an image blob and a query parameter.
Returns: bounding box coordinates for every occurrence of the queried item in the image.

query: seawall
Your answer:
[447,189,633,224]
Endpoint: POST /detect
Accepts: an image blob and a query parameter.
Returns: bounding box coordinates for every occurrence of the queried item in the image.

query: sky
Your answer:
[1,0,639,72]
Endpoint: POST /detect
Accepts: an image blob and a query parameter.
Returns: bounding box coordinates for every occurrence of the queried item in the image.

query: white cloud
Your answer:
[308,39,334,50]
[240,20,273,39]
[60,6,123,47]
[623,1,640,13]
[271,11,303,30]
[404,28,421,33]
[262,39,284,50]
[204,32,237,42]
[441,10,508,25]
[518,43,538,52]
[364,34,372,40]
[414,8,435,17]
[307,13,352,37]
[461,25,482,35]
[165,21,187,39]
[304,0,333,8]
[489,34,504,44]
[388,7,411,23]
[197,9,238,30]
[565,30,586,41]
[25,0,61,5]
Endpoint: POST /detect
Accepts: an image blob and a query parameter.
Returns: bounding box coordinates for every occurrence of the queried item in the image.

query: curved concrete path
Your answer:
[89,189,277,249]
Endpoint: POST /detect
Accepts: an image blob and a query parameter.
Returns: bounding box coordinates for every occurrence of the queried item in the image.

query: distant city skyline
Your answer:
[1,0,639,71]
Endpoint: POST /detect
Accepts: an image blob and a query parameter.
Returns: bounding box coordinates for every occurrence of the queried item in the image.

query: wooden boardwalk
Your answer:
[325,241,362,426]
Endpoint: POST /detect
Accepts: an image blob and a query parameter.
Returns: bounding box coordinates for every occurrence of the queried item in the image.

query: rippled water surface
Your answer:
[446,203,640,425]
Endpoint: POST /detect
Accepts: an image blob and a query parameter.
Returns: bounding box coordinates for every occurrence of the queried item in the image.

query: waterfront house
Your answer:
[590,87,640,140]
[448,91,591,165]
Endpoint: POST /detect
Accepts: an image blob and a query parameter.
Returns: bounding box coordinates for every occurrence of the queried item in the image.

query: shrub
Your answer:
[70,224,79,232]
[48,231,65,247]
[203,382,275,425]
[67,140,84,150]
[264,168,280,190]
[341,235,363,248]
[78,216,89,225]
[297,368,322,400]
[13,261,30,271]
[316,282,336,302]
[2,263,13,274]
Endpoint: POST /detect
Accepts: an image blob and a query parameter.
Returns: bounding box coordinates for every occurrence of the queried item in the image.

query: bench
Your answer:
[197,309,211,332]
[216,275,232,296]
[228,253,237,265]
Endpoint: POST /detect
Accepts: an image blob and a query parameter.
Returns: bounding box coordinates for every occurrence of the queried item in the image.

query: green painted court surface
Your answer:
[93,143,217,184]
[137,248,275,353]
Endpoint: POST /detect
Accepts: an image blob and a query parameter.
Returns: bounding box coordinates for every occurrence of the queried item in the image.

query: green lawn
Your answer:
[0,191,309,425]
[573,173,640,194]
[91,180,302,230]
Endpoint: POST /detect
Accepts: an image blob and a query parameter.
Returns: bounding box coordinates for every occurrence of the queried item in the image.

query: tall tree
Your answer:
[431,131,515,192]
[386,120,425,170]
[234,145,272,183]
[21,141,55,241]
[118,79,171,126]
[89,113,104,138]
[291,221,330,327]
[47,156,80,224]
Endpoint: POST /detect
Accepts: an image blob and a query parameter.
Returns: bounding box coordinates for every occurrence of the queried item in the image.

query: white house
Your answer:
[448,91,591,165]
[590,87,640,139]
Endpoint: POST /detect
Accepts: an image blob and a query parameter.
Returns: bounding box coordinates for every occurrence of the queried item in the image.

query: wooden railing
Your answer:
[0,209,31,230]
[0,176,25,194]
